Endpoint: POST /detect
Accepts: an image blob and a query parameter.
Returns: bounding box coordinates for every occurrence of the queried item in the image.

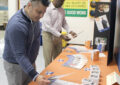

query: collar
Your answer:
[50,2,56,10]
[22,8,32,23]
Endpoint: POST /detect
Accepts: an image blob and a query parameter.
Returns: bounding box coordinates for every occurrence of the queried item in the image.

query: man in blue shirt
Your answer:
[3,0,50,85]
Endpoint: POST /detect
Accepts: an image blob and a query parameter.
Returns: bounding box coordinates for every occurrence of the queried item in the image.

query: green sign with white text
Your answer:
[63,0,88,17]
[64,9,88,17]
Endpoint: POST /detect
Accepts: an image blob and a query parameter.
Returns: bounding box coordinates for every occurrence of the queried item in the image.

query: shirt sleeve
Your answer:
[32,73,39,81]
[8,23,38,79]
[42,10,61,37]
[62,10,71,33]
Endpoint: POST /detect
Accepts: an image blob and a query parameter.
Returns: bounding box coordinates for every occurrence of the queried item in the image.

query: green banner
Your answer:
[64,9,88,17]
[62,0,88,17]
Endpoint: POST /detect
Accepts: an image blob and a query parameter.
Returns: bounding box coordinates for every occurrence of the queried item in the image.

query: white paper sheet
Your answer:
[51,79,80,85]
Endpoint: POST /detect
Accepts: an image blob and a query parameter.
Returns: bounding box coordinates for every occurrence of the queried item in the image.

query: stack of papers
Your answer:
[68,45,90,53]
[64,54,88,69]
[99,53,106,57]
[89,65,100,85]
[106,72,120,85]
[82,65,100,85]
[51,79,80,85]
[82,78,95,85]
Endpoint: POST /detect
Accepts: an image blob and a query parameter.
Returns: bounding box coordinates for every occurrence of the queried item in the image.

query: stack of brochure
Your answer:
[106,72,120,85]
[82,65,101,85]
[51,79,80,85]
[63,54,88,69]
[68,45,90,53]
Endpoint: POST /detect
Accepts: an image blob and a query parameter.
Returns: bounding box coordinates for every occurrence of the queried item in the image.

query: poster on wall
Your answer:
[0,0,8,10]
[63,0,88,17]
[19,0,89,17]
[0,0,8,26]
[95,14,110,32]
[93,2,110,51]
[50,0,88,17]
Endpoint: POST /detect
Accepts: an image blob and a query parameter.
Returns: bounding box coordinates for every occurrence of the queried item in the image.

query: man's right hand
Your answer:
[60,34,71,41]
[35,75,51,85]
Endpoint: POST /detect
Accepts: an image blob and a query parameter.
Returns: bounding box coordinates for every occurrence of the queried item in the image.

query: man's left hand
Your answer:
[69,31,77,38]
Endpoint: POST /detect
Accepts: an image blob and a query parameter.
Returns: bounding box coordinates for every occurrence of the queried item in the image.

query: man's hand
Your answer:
[35,75,51,85]
[60,34,71,41]
[69,31,77,38]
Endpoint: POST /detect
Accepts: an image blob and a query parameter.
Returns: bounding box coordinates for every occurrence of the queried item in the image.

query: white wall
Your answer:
[99,0,111,2]
[66,0,94,45]
[8,0,18,19]
[0,0,8,6]
[66,17,94,44]
[0,0,8,26]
